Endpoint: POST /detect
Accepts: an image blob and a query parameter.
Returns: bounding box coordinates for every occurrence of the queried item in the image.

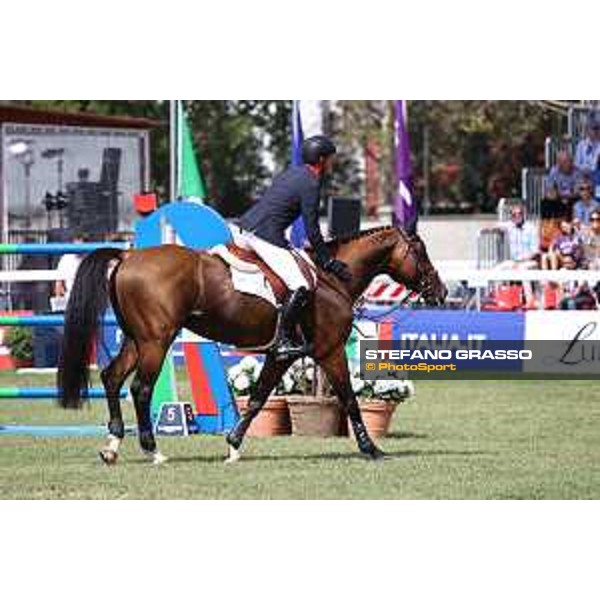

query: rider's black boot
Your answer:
[274,287,310,360]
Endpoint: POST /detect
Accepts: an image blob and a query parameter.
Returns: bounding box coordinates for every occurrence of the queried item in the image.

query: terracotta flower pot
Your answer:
[349,401,398,439]
[287,395,345,437]
[235,396,291,437]
[13,358,34,369]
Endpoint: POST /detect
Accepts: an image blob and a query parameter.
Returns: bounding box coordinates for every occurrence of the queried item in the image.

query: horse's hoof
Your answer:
[99,449,118,465]
[364,447,387,461]
[224,445,241,464]
[144,451,168,465]
[151,452,168,466]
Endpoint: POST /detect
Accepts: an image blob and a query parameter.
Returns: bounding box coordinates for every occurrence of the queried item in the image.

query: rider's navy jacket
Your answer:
[238,165,330,266]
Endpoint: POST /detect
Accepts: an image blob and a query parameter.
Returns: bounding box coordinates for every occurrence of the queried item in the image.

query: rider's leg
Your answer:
[245,234,312,358]
[276,287,310,356]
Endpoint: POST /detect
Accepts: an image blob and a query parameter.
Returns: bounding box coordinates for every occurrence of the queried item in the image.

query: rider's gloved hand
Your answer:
[324,258,352,282]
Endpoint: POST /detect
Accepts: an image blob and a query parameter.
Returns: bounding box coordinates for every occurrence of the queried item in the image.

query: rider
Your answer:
[234,135,352,359]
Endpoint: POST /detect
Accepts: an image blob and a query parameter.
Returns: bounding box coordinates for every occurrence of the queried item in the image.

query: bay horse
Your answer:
[57,226,446,464]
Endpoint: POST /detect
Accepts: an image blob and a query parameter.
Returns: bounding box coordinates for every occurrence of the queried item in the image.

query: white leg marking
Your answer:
[107,434,121,453]
[224,444,241,464]
[144,450,168,465]
[99,435,121,465]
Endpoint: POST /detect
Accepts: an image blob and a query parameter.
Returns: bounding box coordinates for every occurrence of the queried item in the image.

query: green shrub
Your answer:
[5,326,33,362]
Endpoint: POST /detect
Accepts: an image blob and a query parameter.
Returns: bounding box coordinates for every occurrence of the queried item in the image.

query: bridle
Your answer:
[352,232,435,330]
[402,231,441,305]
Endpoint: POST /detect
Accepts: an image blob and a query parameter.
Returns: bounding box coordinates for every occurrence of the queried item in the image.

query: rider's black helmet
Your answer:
[301,135,337,166]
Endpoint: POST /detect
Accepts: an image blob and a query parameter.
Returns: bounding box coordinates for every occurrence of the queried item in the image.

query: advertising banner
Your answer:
[364,309,525,343]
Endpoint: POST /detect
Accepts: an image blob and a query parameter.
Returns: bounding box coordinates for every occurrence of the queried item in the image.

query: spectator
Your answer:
[572,177,600,226]
[559,284,597,310]
[544,150,581,202]
[498,204,540,307]
[593,153,600,201]
[501,204,540,267]
[580,209,600,269]
[542,219,582,270]
[574,114,600,173]
[52,234,85,311]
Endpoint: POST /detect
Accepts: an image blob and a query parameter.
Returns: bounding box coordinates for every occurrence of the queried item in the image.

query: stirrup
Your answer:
[273,340,305,360]
[272,336,312,361]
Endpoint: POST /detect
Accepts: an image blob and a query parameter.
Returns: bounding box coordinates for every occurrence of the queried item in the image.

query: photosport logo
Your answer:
[359,339,600,380]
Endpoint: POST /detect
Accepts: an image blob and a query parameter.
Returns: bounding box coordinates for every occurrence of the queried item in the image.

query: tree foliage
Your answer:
[335,100,562,214]
[185,100,291,216]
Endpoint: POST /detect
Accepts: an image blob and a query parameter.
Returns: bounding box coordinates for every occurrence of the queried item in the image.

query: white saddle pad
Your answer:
[210,245,279,307]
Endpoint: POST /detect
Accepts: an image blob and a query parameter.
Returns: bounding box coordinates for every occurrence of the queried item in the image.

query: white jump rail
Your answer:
[4,268,600,287]
[0,270,59,283]
[440,268,600,286]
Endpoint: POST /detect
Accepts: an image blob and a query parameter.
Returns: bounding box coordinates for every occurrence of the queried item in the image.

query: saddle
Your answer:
[212,243,316,304]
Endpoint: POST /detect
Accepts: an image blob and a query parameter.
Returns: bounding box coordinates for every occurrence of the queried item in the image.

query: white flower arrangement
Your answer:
[226,356,264,397]
[352,369,415,404]
[233,373,251,393]
[239,356,261,374]
[276,358,316,395]
[227,356,415,403]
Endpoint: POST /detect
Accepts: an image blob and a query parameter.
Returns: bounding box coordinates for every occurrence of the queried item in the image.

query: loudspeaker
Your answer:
[328,197,361,238]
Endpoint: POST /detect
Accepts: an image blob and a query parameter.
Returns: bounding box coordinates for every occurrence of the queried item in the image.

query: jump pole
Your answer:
[0,387,127,399]
[0,242,128,255]
[0,315,118,326]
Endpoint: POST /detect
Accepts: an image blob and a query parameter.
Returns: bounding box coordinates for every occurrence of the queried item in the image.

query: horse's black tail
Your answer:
[57,248,124,409]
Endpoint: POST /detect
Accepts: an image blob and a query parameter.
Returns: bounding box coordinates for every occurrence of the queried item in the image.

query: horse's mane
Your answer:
[326,225,412,252]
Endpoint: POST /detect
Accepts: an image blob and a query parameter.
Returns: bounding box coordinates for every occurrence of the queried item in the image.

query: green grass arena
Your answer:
[1,370,598,499]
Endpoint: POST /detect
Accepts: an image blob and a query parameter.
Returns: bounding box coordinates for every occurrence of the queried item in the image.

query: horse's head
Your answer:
[388,230,447,306]
[330,226,446,306]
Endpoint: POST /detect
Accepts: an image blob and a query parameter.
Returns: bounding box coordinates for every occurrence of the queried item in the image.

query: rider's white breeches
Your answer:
[229,224,311,290]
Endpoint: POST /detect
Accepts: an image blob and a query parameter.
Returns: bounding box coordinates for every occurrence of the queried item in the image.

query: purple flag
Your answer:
[291,100,304,167]
[290,100,307,247]
[393,100,416,232]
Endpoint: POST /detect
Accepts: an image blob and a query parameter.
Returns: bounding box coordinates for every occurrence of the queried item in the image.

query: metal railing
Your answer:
[568,105,599,139]
[520,168,545,221]
[477,227,509,269]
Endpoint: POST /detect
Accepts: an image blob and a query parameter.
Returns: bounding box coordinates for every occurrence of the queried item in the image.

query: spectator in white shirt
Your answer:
[498,204,541,308]
[502,204,540,267]
[53,234,85,308]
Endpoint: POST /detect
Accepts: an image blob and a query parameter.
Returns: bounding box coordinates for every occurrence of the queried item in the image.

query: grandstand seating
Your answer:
[477,105,600,312]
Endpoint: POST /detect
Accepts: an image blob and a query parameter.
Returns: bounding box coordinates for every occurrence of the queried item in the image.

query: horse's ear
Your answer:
[406,230,421,244]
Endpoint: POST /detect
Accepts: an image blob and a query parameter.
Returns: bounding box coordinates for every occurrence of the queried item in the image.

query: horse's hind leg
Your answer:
[225,353,295,463]
[99,338,138,465]
[130,340,171,465]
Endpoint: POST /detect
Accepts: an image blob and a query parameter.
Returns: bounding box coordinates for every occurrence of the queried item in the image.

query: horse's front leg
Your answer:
[225,353,295,463]
[318,349,385,460]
